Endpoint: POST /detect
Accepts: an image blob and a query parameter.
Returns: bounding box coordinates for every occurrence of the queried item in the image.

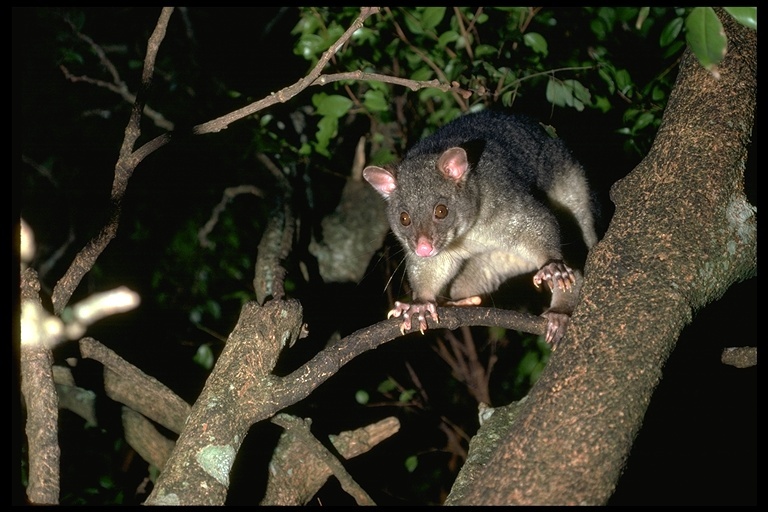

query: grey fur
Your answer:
[363,110,598,344]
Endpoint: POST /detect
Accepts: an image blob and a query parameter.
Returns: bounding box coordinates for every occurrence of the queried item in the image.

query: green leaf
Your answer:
[662,40,687,59]
[598,67,616,94]
[194,343,215,371]
[321,24,346,53]
[295,33,324,60]
[421,7,446,30]
[474,43,499,59]
[565,79,591,106]
[291,13,322,36]
[616,7,640,23]
[487,326,506,342]
[546,79,590,111]
[594,95,612,113]
[528,358,546,384]
[355,389,369,405]
[632,111,656,132]
[651,84,667,102]
[622,107,641,125]
[411,67,433,82]
[590,18,608,41]
[540,122,558,139]
[205,299,222,320]
[99,475,115,490]
[298,142,312,156]
[377,378,397,393]
[404,455,419,473]
[369,147,398,167]
[685,7,727,72]
[363,89,389,113]
[596,6,616,29]
[399,389,416,403]
[67,11,86,31]
[523,32,548,56]
[352,26,377,45]
[418,87,451,104]
[517,350,541,376]
[723,7,757,30]
[314,94,354,118]
[405,49,424,68]
[501,91,516,107]
[659,17,684,47]
[614,69,633,96]
[59,49,84,65]
[404,7,446,35]
[438,30,459,47]
[314,115,338,157]
[546,80,569,107]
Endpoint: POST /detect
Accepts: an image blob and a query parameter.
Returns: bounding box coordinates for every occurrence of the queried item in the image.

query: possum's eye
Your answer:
[400,212,411,226]
[434,204,448,219]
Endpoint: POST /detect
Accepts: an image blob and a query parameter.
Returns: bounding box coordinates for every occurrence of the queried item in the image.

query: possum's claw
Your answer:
[542,309,570,347]
[388,301,439,334]
[534,260,576,292]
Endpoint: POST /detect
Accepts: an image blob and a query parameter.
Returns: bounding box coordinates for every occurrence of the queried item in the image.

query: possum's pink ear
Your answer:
[363,166,397,198]
[438,147,469,182]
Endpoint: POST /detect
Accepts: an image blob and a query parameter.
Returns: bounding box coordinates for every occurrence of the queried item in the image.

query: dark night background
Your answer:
[15,7,756,505]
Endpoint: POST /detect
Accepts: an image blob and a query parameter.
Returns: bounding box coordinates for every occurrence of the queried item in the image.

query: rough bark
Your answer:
[20,269,61,505]
[144,300,305,505]
[447,11,756,506]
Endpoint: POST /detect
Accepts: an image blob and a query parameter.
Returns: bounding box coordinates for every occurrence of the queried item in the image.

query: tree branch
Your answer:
[139,296,544,504]
[193,8,472,135]
[50,8,175,315]
[265,414,377,506]
[20,269,60,504]
[447,10,756,505]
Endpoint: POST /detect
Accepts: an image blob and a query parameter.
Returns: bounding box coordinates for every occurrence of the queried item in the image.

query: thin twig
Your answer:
[51,7,175,314]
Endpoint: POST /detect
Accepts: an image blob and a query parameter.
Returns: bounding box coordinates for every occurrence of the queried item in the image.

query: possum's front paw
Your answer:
[533,260,576,292]
[388,301,439,335]
[542,309,570,347]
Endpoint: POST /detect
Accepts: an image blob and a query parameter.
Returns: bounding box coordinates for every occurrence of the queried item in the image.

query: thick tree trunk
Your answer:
[447,10,756,506]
